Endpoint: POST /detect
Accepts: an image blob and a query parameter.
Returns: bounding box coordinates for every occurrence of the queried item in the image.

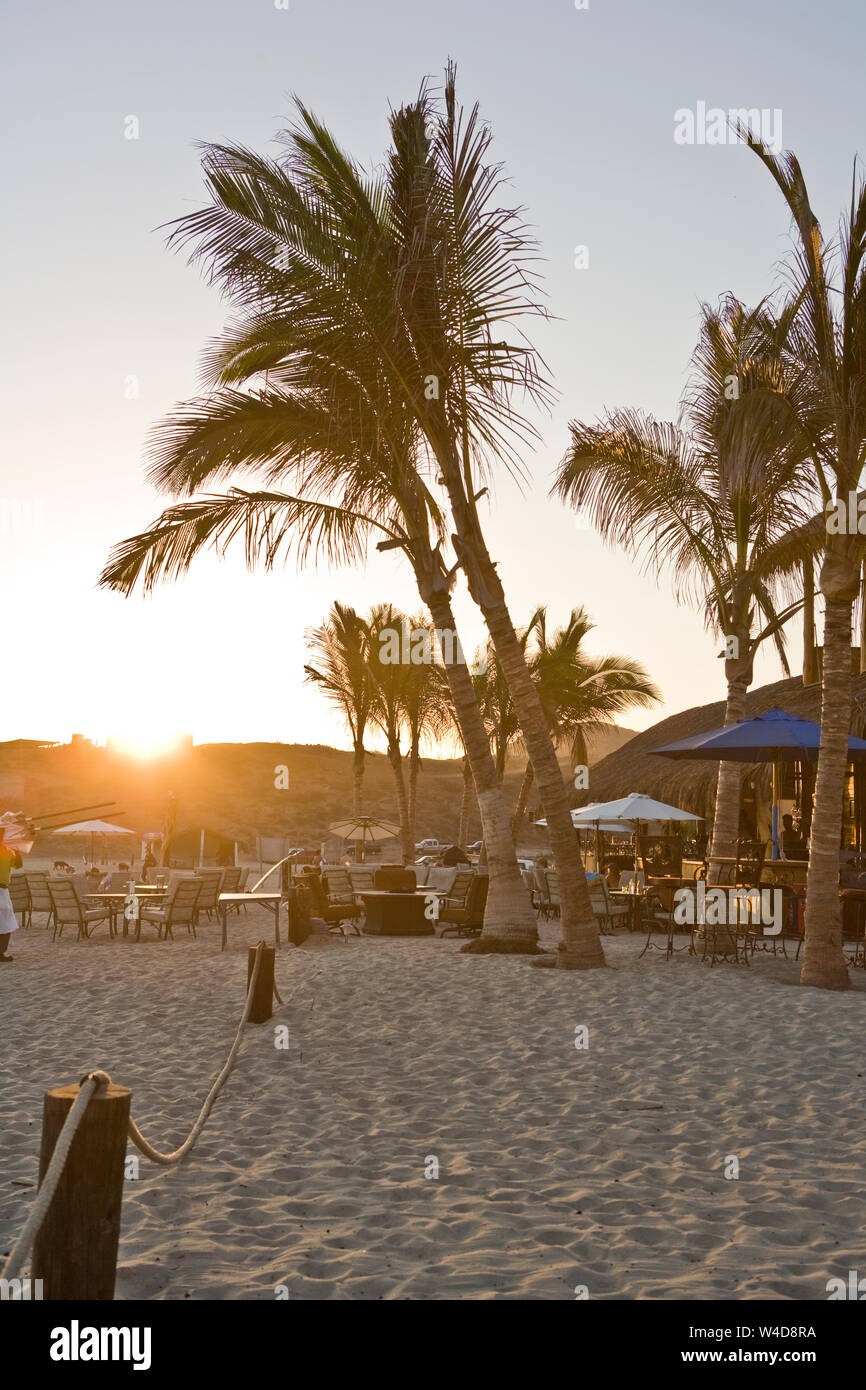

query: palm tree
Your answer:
[510,607,661,840]
[365,604,416,863]
[555,297,816,884]
[399,615,449,848]
[97,90,540,951]
[304,603,374,816]
[381,68,605,970]
[738,136,866,990]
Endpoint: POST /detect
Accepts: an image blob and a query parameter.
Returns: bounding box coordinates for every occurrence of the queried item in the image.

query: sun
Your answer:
[107,727,187,761]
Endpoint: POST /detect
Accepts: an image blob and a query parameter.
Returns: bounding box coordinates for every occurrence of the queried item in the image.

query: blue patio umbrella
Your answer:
[649,708,866,858]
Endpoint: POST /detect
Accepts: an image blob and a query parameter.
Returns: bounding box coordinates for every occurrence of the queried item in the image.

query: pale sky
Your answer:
[2,0,864,755]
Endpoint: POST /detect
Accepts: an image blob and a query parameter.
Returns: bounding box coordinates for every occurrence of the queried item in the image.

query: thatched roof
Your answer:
[584,672,866,818]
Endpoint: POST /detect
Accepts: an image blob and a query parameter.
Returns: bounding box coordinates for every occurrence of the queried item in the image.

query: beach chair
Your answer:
[427,866,458,895]
[545,869,561,918]
[521,868,539,909]
[590,878,631,934]
[139,878,202,941]
[347,866,375,898]
[193,869,223,921]
[409,864,430,886]
[48,878,114,942]
[533,865,551,918]
[23,872,53,928]
[219,866,242,894]
[640,882,695,962]
[321,868,362,936]
[8,872,30,928]
[439,873,488,937]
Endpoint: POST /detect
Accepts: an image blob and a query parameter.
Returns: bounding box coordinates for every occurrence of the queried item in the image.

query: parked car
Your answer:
[415,838,443,851]
[467,841,483,854]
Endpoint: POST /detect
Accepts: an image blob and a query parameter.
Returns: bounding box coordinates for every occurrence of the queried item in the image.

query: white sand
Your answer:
[1,908,864,1300]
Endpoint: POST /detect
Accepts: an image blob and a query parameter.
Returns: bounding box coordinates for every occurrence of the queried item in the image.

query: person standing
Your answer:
[0,831,24,961]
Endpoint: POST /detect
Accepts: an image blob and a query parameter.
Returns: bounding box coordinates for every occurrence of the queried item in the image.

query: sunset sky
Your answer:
[3,0,864,753]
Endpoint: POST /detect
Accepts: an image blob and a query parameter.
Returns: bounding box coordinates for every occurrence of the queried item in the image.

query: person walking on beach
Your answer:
[0,830,23,961]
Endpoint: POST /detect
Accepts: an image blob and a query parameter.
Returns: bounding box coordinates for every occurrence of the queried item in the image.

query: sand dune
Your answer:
[1,910,864,1300]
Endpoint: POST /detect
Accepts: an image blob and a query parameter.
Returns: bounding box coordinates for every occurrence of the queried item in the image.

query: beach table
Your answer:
[360,889,436,936]
[86,889,166,937]
[219,892,282,952]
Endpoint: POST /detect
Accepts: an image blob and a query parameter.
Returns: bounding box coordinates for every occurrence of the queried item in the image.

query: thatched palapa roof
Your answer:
[584,672,866,818]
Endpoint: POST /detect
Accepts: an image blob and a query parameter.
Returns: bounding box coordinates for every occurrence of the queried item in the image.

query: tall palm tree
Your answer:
[399,615,449,848]
[739,135,866,990]
[365,603,416,863]
[556,296,815,883]
[304,602,374,816]
[97,91,540,950]
[382,69,605,969]
[510,607,661,839]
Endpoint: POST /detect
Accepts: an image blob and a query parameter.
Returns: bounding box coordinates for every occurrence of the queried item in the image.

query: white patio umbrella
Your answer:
[52,818,135,863]
[328,815,400,864]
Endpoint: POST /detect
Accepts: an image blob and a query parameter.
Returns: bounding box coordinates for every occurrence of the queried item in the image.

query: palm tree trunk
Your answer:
[801,597,852,990]
[425,590,539,950]
[407,738,421,849]
[859,562,866,675]
[803,560,819,686]
[512,761,534,844]
[707,675,750,885]
[458,756,473,847]
[352,742,365,818]
[386,740,413,865]
[465,568,605,970]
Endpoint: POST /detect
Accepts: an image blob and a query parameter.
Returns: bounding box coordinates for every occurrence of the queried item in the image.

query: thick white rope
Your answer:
[1,1070,109,1283]
[2,945,265,1277]
[127,943,263,1165]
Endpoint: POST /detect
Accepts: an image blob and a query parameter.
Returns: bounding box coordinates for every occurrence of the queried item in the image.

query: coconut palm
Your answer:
[97,92,541,950]
[556,296,816,884]
[380,68,605,969]
[511,607,661,839]
[738,135,866,990]
[365,603,417,863]
[304,603,374,816]
[398,615,450,848]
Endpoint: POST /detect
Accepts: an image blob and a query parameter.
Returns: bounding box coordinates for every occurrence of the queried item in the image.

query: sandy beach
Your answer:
[2,909,864,1301]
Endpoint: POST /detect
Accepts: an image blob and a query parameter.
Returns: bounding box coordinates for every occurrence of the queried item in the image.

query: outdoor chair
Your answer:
[735,839,767,888]
[48,878,114,942]
[409,864,430,886]
[8,872,30,928]
[139,879,202,941]
[320,868,362,936]
[748,884,802,960]
[347,866,376,898]
[219,866,242,894]
[589,878,631,934]
[640,882,695,962]
[23,871,53,928]
[840,889,866,969]
[427,866,458,895]
[521,868,539,909]
[545,869,561,918]
[534,865,552,918]
[438,873,488,937]
[192,869,223,921]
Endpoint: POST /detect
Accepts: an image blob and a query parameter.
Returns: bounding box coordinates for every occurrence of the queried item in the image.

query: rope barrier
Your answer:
[127,943,263,1165]
[1,946,265,1277]
[1,1070,110,1283]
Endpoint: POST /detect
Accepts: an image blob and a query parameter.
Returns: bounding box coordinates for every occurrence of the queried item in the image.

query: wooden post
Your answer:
[247,944,275,1023]
[32,1078,131,1300]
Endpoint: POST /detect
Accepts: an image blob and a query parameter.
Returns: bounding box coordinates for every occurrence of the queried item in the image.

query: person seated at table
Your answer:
[85,864,102,881]
[781,814,806,859]
[141,845,157,882]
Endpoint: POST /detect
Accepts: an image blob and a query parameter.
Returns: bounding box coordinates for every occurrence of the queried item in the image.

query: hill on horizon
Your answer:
[0,724,636,855]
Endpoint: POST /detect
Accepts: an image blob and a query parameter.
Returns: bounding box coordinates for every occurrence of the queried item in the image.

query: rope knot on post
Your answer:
[80,1070,112,1090]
